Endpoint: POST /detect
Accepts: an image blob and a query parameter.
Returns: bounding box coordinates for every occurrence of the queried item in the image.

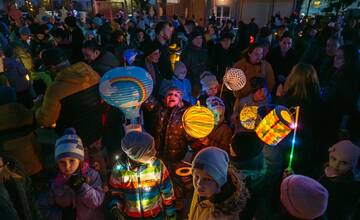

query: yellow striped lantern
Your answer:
[182,101,215,138]
[255,105,293,146]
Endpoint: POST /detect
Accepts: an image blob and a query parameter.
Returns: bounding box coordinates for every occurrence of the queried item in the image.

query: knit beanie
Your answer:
[92,17,103,26]
[174,61,187,77]
[280,175,329,220]
[230,132,263,161]
[141,41,159,57]
[329,140,360,170]
[190,30,203,42]
[200,71,219,91]
[55,128,84,161]
[19,26,31,36]
[192,147,229,187]
[121,131,155,161]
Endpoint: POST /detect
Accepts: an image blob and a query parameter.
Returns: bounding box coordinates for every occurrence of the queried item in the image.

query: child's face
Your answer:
[57,157,81,176]
[165,90,181,108]
[174,68,187,80]
[193,168,220,199]
[329,154,352,176]
[206,85,219,97]
[253,88,267,102]
[136,146,157,164]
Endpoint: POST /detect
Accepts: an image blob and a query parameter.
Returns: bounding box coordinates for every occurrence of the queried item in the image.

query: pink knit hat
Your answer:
[329,140,360,170]
[280,175,328,220]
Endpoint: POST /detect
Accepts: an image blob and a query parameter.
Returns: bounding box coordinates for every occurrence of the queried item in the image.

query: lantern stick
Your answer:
[288,106,300,170]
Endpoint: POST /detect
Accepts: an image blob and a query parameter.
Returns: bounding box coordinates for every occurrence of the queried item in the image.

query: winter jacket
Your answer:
[209,43,238,80]
[233,58,275,99]
[12,40,34,71]
[0,163,42,220]
[35,62,102,146]
[154,39,172,80]
[319,173,360,220]
[109,158,176,219]
[181,45,209,95]
[3,57,29,92]
[268,47,298,82]
[40,163,105,220]
[92,51,120,76]
[188,168,250,220]
[153,104,189,162]
[206,121,233,153]
[0,103,43,176]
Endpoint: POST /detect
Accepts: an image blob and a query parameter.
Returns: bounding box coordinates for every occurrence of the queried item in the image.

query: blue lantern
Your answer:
[99,66,153,120]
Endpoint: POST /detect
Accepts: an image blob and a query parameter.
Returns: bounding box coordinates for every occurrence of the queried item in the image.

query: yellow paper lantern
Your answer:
[255,106,293,146]
[240,105,259,130]
[182,101,215,138]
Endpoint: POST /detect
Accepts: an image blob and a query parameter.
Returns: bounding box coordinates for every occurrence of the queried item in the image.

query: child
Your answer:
[159,61,195,104]
[109,131,176,220]
[192,96,232,153]
[232,77,271,133]
[318,140,360,220]
[43,128,105,220]
[280,175,328,220]
[198,71,219,105]
[189,147,250,220]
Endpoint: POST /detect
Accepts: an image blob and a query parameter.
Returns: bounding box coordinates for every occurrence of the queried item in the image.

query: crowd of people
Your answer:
[0,6,360,220]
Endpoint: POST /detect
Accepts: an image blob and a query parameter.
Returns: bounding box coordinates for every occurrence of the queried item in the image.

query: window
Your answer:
[216,6,231,21]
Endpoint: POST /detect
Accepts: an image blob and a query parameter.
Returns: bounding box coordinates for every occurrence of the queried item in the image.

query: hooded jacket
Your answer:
[188,168,250,220]
[35,62,101,145]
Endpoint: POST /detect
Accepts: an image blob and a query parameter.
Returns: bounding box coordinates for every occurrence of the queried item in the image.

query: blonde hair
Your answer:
[284,63,320,100]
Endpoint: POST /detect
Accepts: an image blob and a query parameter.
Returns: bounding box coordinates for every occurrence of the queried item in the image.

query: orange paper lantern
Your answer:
[255,106,293,146]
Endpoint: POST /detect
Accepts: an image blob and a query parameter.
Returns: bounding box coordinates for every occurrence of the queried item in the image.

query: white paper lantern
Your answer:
[223,68,246,91]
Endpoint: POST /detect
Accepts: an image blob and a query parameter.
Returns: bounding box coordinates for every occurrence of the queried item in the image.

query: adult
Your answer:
[34,48,102,147]
[82,40,120,76]
[268,32,298,83]
[154,21,173,80]
[209,32,237,80]
[181,30,209,97]
[233,43,275,99]
[64,16,85,63]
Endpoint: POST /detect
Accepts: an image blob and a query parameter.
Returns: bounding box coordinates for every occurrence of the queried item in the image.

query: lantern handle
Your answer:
[288,106,300,170]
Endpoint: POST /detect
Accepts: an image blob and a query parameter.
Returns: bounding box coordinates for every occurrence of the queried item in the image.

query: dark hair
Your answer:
[280,31,292,41]
[338,44,360,73]
[82,40,102,53]
[41,48,68,66]
[64,16,77,27]
[155,21,170,35]
[50,28,67,39]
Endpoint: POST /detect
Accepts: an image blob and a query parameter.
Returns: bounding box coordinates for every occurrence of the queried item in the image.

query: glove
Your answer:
[111,206,126,220]
[67,174,86,191]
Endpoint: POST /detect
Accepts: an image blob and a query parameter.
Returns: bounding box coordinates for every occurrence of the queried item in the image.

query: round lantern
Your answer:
[223,68,246,91]
[99,66,153,120]
[255,105,293,146]
[240,105,259,130]
[182,101,215,138]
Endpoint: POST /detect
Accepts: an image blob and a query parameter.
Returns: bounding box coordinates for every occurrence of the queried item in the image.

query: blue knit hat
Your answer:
[192,147,229,187]
[55,128,84,161]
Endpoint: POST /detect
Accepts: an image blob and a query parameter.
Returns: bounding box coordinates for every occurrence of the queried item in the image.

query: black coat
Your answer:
[268,47,298,82]
[209,43,238,80]
[92,51,120,76]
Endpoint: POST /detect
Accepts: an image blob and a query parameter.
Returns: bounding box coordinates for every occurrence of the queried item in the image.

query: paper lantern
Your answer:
[223,68,246,91]
[99,66,153,119]
[255,105,293,146]
[240,105,259,130]
[182,101,215,138]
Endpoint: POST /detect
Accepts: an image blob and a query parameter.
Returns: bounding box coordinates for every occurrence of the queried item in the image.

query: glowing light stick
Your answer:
[287,106,300,170]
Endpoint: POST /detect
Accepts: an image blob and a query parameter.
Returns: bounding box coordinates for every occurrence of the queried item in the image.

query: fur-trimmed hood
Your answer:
[188,167,250,220]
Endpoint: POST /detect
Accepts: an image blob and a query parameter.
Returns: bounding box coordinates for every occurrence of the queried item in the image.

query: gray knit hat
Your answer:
[121,131,155,161]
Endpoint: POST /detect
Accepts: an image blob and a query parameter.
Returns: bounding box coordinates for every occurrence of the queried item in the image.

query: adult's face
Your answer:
[334,49,345,70]
[249,47,263,64]
[192,36,203,48]
[82,48,100,63]
[280,37,292,54]
[220,38,231,50]
[137,31,144,41]
[161,24,173,41]
[326,39,339,57]
[147,49,160,63]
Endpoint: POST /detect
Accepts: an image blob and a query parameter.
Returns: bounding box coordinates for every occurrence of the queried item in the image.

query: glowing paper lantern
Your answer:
[255,105,293,146]
[240,105,259,130]
[99,66,153,120]
[182,101,215,138]
[223,68,246,91]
